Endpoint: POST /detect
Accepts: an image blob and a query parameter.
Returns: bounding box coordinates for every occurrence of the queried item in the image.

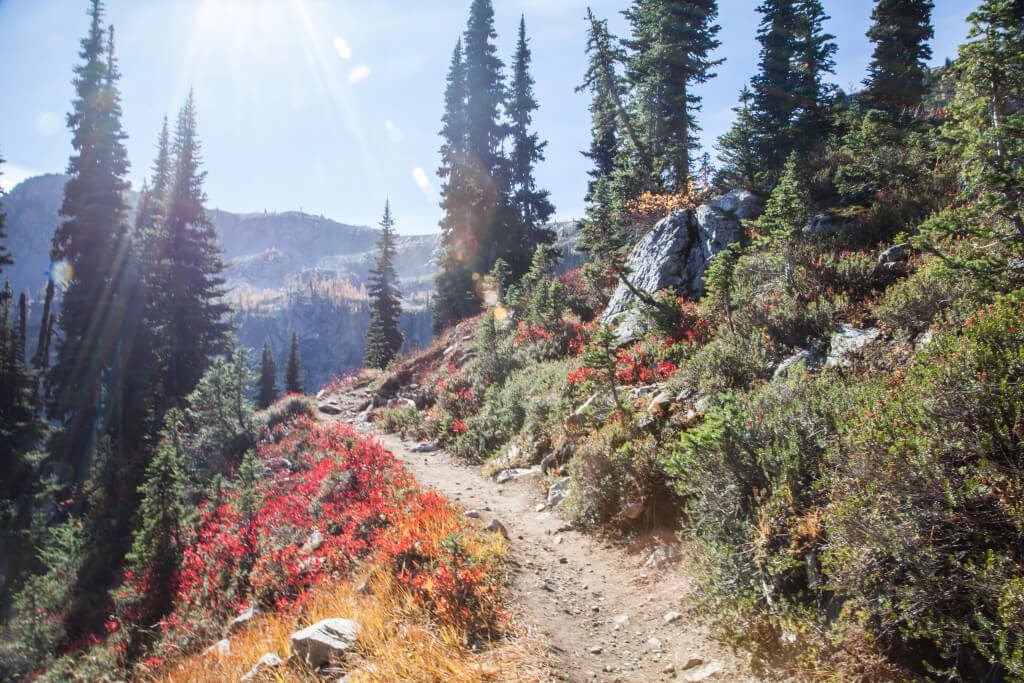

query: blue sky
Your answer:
[0,0,973,235]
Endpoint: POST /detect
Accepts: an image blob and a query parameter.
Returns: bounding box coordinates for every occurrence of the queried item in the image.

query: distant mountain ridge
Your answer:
[1,173,441,300]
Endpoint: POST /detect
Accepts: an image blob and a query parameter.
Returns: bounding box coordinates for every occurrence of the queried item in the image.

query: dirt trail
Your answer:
[322,388,760,683]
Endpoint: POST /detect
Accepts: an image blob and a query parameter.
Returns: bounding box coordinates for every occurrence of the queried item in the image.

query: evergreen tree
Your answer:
[748,153,811,291]
[365,200,404,370]
[462,0,509,273]
[0,282,42,503]
[257,341,277,409]
[47,0,132,488]
[623,0,723,189]
[0,154,12,273]
[434,40,480,333]
[154,92,230,406]
[714,86,760,191]
[285,331,303,394]
[506,16,555,276]
[122,409,187,627]
[917,0,1024,286]
[750,0,802,183]
[864,0,935,115]
[791,0,837,140]
[577,9,633,261]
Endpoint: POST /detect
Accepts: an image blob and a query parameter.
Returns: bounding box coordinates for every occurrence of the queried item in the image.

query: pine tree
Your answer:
[791,0,837,140]
[864,0,935,115]
[122,409,187,626]
[48,0,132,488]
[463,0,508,273]
[750,0,802,183]
[154,92,230,405]
[434,40,480,333]
[0,282,42,503]
[0,154,12,273]
[257,341,277,409]
[285,331,303,394]
[714,86,760,191]
[365,200,404,370]
[917,0,1024,286]
[624,0,722,189]
[577,9,634,261]
[749,153,811,291]
[506,16,555,276]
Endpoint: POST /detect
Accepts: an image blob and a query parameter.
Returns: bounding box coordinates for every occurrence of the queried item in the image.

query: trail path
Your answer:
[322,388,760,683]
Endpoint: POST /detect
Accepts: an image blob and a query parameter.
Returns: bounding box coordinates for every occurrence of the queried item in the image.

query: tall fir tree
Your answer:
[364,200,404,370]
[791,0,837,140]
[577,9,630,260]
[863,0,935,115]
[154,92,230,407]
[257,341,277,409]
[506,16,555,276]
[434,40,480,333]
[749,0,802,184]
[48,0,132,488]
[285,331,303,394]
[623,0,722,190]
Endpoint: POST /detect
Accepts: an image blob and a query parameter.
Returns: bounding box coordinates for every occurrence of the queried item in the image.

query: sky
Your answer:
[0,0,975,235]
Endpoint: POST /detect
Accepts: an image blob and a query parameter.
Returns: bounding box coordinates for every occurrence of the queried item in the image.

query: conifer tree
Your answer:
[365,201,404,370]
[122,409,187,626]
[0,155,12,273]
[154,93,230,406]
[624,0,723,189]
[506,16,555,276]
[750,0,802,181]
[48,0,132,487]
[749,153,811,290]
[434,40,480,332]
[791,0,837,140]
[715,86,760,191]
[257,341,277,409]
[864,0,935,115]
[918,0,1024,286]
[285,331,303,394]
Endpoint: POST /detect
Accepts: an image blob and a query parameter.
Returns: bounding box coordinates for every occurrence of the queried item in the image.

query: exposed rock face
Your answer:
[547,477,571,508]
[601,190,763,340]
[290,618,361,667]
[773,344,826,380]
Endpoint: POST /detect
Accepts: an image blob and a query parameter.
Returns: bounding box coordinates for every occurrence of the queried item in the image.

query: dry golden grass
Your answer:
[153,569,553,683]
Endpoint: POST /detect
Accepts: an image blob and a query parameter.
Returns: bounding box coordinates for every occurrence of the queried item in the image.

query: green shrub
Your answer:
[663,372,847,608]
[871,256,988,334]
[567,420,670,528]
[680,327,777,398]
[376,404,424,439]
[824,298,1024,678]
[260,394,315,432]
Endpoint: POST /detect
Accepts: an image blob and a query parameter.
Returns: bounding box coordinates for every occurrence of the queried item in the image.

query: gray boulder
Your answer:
[495,466,541,485]
[547,477,571,508]
[803,213,854,236]
[826,325,880,368]
[290,618,361,667]
[773,344,826,380]
[240,652,284,681]
[601,190,762,341]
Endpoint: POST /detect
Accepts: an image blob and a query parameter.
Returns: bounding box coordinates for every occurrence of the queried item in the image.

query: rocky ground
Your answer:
[317,386,764,683]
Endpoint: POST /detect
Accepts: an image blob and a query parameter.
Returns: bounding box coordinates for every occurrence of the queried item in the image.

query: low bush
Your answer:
[824,298,1024,678]
[260,394,315,432]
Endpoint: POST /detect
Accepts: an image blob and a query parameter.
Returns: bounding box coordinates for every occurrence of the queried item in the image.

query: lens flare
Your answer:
[50,260,73,288]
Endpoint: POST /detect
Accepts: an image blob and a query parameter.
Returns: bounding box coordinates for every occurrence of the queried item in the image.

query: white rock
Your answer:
[228,604,261,634]
[826,324,880,368]
[547,477,571,508]
[663,611,682,624]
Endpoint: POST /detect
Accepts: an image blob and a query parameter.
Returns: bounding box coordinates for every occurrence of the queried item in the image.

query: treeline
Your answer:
[0,0,235,672]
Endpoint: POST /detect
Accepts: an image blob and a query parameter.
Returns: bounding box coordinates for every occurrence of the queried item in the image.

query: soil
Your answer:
[321,387,763,683]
